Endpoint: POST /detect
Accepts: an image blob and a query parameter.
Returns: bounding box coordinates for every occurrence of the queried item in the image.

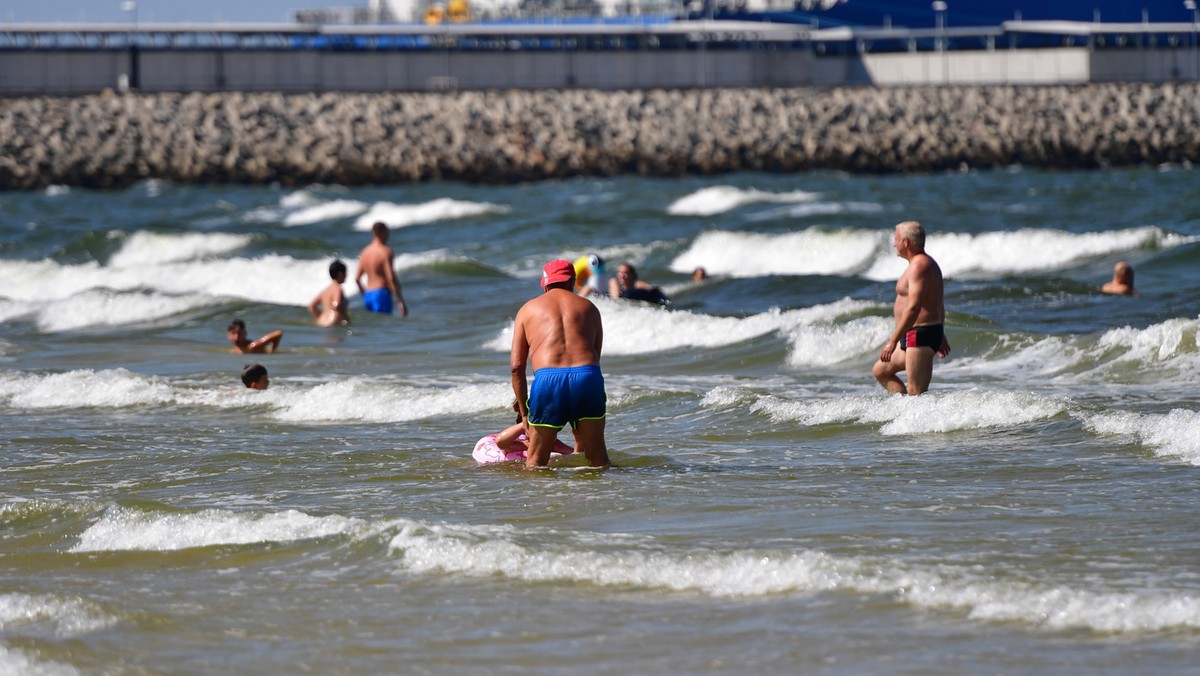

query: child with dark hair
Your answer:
[309,259,351,326]
[241,363,269,390]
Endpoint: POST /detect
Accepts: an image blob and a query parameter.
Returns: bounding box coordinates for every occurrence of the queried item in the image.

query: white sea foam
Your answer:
[280,190,320,209]
[0,255,338,309]
[353,198,508,230]
[666,186,819,216]
[270,379,510,424]
[0,298,34,323]
[282,199,369,226]
[36,290,215,333]
[1083,409,1200,465]
[672,226,1193,281]
[865,225,1193,281]
[747,389,1070,435]
[71,506,363,552]
[948,316,1200,386]
[0,369,175,409]
[0,646,81,676]
[484,297,882,356]
[389,520,1200,633]
[43,185,70,197]
[787,316,892,366]
[0,592,114,636]
[670,228,884,277]
[107,231,252,267]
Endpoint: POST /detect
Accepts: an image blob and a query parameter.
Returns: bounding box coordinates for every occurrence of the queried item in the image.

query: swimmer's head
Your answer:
[241,363,269,390]
[329,259,347,282]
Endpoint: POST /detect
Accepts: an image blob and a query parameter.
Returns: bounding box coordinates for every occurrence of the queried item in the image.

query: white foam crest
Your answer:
[71,506,363,553]
[861,564,1200,633]
[0,646,81,676]
[1083,409,1200,465]
[353,198,508,230]
[1096,317,1200,363]
[669,229,882,277]
[0,369,175,409]
[279,190,319,208]
[0,256,336,307]
[666,186,819,216]
[0,298,34,323]
[787,316,893,366]
[36,291,215,333]
[949,317,1200,385]
[0,592,115,637]
[752,389,1069,435]
[271,379,511,423]
[699,386,757,409]
[752,200,884,220]
[390,521,845,597]
[388,521,1200,633]
[282,199,369,226]
[107,231,252,267]
[44,185,70,197]
[863,226,1192,281]
[484,298,880,356]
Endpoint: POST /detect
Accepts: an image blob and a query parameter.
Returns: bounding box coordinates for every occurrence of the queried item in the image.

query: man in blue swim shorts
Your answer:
[355,221,408,317]
[511,259,610,468]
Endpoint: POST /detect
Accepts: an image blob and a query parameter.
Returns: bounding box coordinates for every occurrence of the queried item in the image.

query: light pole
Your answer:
[121,1,139,91]
[1187,0,1198,79]
[932,1,948,84]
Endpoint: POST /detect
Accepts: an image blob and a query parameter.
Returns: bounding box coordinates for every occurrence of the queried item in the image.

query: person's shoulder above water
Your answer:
[1101,261,1138,296]
[608,262,670,305]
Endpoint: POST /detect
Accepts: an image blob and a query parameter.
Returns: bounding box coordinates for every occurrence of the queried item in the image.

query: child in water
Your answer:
[493,400,574,455]
[241,363,270,390]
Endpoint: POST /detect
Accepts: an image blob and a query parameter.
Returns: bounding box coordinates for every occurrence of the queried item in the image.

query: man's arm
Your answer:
[354,257,367,295]
[250,330,283,353]
[510,313,531,422]
[592,306,603,358]
[308,291,323,319]
[385,252,409,317]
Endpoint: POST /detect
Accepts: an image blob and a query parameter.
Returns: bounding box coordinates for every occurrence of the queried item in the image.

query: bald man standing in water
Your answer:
[873,220,951,396]
[511,260,610,468]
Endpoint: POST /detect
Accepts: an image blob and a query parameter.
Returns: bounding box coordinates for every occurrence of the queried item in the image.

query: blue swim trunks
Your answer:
[527,365,607,429]
[362,288,393,314]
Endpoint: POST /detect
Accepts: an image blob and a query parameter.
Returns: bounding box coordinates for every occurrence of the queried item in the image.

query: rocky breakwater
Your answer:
[2,83,1199,190]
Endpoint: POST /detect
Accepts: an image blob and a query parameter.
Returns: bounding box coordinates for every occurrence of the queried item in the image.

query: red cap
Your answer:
[541,259,575,288]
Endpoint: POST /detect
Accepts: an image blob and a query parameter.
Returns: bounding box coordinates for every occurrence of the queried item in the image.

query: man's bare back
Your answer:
[355,222,408,317]
[511,261,608,468]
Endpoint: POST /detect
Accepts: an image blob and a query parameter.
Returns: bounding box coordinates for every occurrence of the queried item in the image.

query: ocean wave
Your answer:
[484,298,882,356]
[0,592,115,637]
[1082,408,1200,465]
[71,506,364,553]
[107,231,252,267]
[666,186,819,216]
[671,226,1195,281]
[0,369,512,424]
[35,290,215,333]
[282,199,369,227]
[745,389,1070,435]
[388,519,1200,634]
[352,198,508,230]
[670,229,882,278]
[269,379,510,424]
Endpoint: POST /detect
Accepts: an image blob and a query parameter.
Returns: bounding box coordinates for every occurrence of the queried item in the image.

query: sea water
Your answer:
[1,168,1199,673]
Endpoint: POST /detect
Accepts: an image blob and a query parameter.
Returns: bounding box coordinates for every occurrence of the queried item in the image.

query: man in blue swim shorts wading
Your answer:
[510,259,610,468]
[355,221,408,317]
